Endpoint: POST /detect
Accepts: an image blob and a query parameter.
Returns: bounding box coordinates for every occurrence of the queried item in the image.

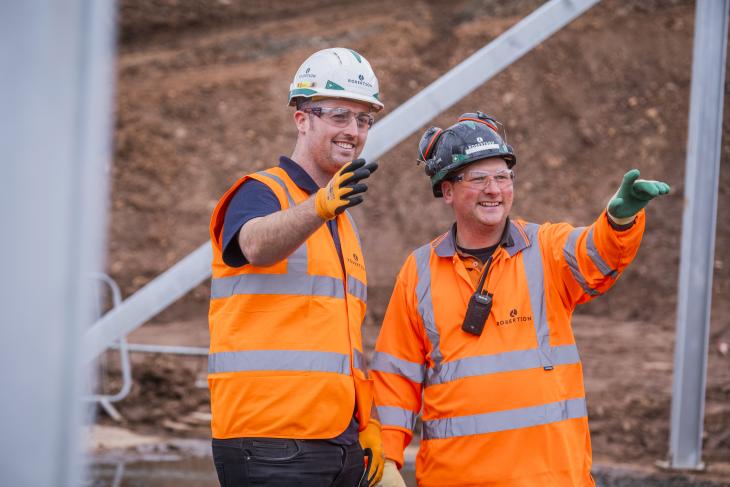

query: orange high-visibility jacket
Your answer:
[208,166,373,439]
[371,211,645,487]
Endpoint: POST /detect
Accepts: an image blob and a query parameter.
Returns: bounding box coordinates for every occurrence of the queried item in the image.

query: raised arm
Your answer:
[542,168,670,307]
[241,159,377,266]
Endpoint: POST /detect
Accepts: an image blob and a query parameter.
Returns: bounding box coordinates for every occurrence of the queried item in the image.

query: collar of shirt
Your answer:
[278,156,320,195]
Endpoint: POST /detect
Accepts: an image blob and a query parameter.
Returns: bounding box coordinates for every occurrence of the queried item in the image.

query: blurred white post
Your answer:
[0,1,117,486]
[668,0,728,470]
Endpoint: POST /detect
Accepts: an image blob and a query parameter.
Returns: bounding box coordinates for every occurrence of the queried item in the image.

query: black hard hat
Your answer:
[418,112,516,197]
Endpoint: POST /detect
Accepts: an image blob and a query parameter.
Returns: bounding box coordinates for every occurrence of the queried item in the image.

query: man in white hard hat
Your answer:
[207,48,385,487]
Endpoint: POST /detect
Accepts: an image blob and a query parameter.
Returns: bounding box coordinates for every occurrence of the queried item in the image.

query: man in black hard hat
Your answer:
[370,112,670,486]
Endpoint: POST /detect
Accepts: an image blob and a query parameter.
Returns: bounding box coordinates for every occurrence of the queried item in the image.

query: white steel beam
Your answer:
[0,1,117,485]
[83,242,212,363]
[361,0,601,161]
[668,0,728,470]
[82,0,601,361]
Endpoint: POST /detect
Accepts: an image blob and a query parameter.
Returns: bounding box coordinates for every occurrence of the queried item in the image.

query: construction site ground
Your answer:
[93,0,730,484]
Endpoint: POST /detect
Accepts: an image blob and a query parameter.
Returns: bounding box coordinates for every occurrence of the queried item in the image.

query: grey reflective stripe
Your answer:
[208,349,350,374]
[256,171,308,273]
[521,223,554,370]
[377,405,418,431]
[563,227,600,297]
[211,273,345,299]
[343,210,362,248]
[287,243,308,274]
[347,275,367,302]
[371,351,426,384]
[422,397,587,440]
[353,348,366,374]
[426,344,580,385]
[413,244,443,368]
[586,227,618,278]
[257,171,295,206]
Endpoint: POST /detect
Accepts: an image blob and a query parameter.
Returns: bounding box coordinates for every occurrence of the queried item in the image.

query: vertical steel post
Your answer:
[668,0,728,470]
[0,1,117,486]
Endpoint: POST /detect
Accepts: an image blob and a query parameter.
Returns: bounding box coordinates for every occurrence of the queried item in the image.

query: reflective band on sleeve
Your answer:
[353,348,367,374]
[347,275,367,302]
[521,224,554,370]
[211,273,345,299]
[208,349,351,375]
[563,227,600,297]
[371,351,426,384]
[422,397,587,440]
[414,244,443,368]
[377,405,418,431]
[586,227,618,278]
[425,344,580,385]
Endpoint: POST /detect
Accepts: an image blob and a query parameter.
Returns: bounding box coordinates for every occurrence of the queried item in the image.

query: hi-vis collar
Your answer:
[434,218,531,258]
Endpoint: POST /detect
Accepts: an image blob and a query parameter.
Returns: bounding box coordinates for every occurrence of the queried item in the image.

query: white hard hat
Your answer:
[288,47,384,112]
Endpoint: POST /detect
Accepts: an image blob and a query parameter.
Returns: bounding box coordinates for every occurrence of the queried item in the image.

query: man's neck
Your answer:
[455,220,507,249]
[290,148,331,188]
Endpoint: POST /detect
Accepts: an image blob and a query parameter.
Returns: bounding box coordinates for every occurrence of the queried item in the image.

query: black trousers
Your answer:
[212,437,365,487]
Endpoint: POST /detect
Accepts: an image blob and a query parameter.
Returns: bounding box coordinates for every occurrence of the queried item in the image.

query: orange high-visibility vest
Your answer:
[208,166,373,439]
[372,213,645,487]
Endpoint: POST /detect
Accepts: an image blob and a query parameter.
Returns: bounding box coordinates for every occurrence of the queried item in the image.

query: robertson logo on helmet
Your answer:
[465,141,500,155]
[298,68,316,79]
[347,77,373,88]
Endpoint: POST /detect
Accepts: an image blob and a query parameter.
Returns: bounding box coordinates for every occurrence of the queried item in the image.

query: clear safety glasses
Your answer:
[302,106,375,130]
[452,168,515,190]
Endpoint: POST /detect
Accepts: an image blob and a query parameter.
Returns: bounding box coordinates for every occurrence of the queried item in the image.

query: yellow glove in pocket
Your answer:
[358,419,385,487]
[378,459,407,487]
[315,158,378,220]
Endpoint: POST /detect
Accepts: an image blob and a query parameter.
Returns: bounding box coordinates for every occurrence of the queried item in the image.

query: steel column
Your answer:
[668,0,728,470]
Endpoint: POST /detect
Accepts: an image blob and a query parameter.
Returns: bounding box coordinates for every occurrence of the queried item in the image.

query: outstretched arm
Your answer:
[240,159,377,266]
[541,169,671,307]
[607,168,670,225]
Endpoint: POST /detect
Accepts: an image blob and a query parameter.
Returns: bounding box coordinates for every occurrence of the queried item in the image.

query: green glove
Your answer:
[607,169,670,224]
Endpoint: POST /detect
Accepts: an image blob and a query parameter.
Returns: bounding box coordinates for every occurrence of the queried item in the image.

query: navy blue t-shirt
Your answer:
[221,156,357,445]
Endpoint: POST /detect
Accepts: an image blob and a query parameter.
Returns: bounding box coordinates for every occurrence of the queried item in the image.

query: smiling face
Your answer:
[293,98,372,183]
[441,156,514,239]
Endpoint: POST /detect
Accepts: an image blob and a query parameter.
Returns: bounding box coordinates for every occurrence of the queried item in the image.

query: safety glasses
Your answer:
[302,106,375,130]
[452,168,514,190]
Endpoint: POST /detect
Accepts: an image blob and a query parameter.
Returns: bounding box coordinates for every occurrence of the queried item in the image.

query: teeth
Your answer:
[479,202,500,207]
[334,142,354,149]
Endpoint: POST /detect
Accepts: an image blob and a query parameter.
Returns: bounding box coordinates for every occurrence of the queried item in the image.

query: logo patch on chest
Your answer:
[496,308,532,326]
[347,253,365,271]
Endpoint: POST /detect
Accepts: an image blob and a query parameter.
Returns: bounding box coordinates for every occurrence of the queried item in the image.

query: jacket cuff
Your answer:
[382,429,408,469]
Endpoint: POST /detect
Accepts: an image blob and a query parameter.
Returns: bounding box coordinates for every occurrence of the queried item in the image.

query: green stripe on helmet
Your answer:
[289,88,318,97]
[325,80,345,90]
[348,49,363,63]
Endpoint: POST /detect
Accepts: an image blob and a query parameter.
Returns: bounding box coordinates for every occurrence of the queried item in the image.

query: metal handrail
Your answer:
[84,273,133,419]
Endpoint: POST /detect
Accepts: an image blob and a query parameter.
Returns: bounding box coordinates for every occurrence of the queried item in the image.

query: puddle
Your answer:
[84,456,418,487]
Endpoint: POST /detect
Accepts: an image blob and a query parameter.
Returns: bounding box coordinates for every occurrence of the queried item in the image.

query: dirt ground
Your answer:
[97,0,730,481]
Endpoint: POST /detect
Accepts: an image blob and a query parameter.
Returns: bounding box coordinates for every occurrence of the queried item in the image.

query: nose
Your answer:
[341,115,360,137]
[481,176,501,192]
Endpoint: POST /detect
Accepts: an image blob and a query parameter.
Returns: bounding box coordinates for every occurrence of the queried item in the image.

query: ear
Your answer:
[293,110,309,134]
[442,181,454,204]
